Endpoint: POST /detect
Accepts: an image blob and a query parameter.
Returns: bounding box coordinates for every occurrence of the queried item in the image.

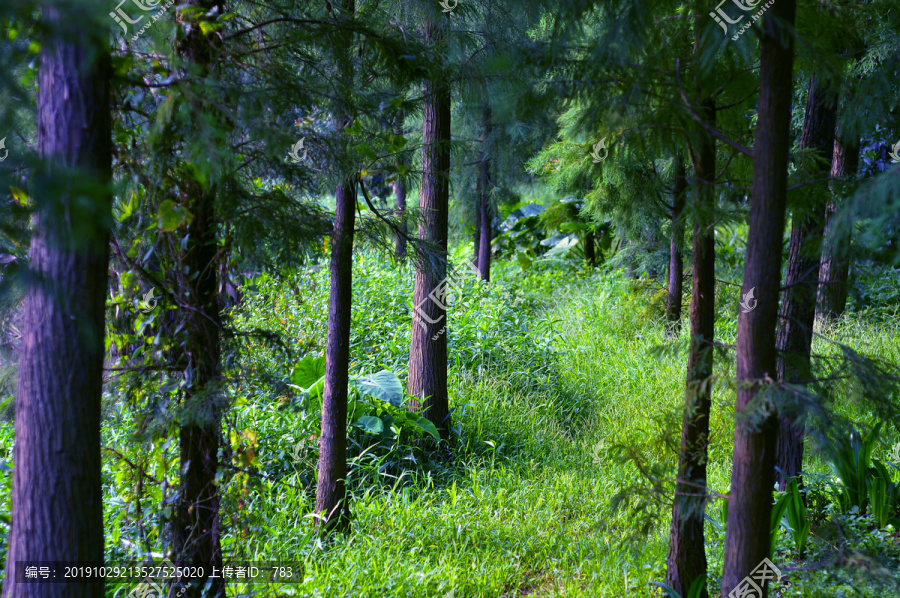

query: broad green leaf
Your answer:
[411,415,440,440]
[290,354,326,388]
[353,370,404,406]
[355,416,384,435]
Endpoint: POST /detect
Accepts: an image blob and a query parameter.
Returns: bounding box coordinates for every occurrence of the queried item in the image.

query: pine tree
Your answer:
[2,4,111,597]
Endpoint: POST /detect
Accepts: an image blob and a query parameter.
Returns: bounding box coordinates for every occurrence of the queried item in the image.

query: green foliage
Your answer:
[775,479,810,557]
[651,574,708,598]
[820,423,900,529]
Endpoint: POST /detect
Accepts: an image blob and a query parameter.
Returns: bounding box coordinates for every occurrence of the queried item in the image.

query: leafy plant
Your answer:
[820,423,900,528]
[651,574,707,598]
[821,423,884,513]
[776,479,810,557]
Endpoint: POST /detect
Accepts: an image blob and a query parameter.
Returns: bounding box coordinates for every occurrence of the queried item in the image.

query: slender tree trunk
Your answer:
[173,3,225,596]
[774,74,837,490]
[473,202,481,265]
[666,104,715,598]
[315,0,357,535]
[394,116,408,261]
[666,152,687,333]
[2,8,110,598]
[585,231,596,265]
[722,2,797,595]
[816,137,859,321]
[477,104,492,282]
[408,21,451,439]
[316,181,357,532]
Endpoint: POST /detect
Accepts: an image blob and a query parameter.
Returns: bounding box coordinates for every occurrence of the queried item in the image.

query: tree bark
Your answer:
[665,152,687,333]
[2,8,111,598]
[408,21,451,440]
[315,0,357,535]
[666,104,715,598]
[722,2,797,595]
[477,104,492,282]
[816,137,859,321]
[172,2,226,596]
[774,74,837,490]
[315,180,357,533]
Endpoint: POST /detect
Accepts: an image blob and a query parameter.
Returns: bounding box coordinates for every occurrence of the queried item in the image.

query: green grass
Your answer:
[1,252,899,597]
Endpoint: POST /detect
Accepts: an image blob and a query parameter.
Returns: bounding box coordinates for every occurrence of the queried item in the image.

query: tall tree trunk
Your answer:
[316,181,357,532]
[816,137,859,321]
[173,3,225,596]
[665,103,716,598]
[315,0,357,535]
[722,1,797,595]
[774,74,837,490]
[477,104,492,282]
[666,152,687,333]
[394,115,408,261]
[408,22,451,440]
[2,8,110,598]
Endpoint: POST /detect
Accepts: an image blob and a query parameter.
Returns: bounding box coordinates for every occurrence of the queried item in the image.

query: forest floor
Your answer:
[4,257,900,598]
[218,261,900,598]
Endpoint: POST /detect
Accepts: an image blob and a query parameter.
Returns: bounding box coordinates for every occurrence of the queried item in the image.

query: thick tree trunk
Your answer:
[477,104,492,282]
[316,180,357,533]
[722,2,797,595]
[774,74,837,490]
[816,137,859,321]
[665,105,715,598]
[2,9,111,598]
[408,23,451,439]
[665,152,687,333]
[173,3,225,596]
[394,116,408,261]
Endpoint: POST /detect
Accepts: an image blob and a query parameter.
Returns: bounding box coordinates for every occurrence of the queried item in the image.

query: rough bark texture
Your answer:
[477,104,492,282]
[316,180,357,533]
[774,75,837,490]
[1,8,111,598]
[666,106,715,598]
[816,138,859,321]
[665,152,687,333]
[722,1,797,595]
[173,2,226,596]
[408,22,451,439]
